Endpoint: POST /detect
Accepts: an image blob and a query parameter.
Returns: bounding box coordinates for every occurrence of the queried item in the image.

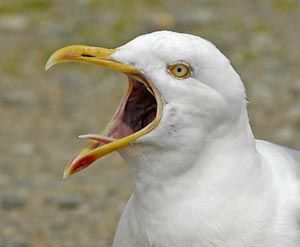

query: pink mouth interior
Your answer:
[81,75,157,146]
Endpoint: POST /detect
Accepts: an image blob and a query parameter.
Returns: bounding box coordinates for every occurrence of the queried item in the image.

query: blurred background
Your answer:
[0,0,299,246]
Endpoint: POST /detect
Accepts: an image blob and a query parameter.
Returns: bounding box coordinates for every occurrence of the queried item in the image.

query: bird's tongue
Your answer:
[63,134,118,177]
[79,134,117,144]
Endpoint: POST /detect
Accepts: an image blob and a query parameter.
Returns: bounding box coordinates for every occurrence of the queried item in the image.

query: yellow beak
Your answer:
[46,45,138,73]
[46,45,162,179]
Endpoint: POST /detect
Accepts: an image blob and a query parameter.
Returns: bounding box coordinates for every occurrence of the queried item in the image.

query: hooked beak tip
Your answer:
[45,51,59,71]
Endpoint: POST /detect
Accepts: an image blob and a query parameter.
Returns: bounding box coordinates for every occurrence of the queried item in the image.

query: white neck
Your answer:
[121,108,269,205]
[117,108,276,247]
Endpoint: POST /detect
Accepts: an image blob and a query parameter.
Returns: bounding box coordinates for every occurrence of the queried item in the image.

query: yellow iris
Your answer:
[168,62,191,79]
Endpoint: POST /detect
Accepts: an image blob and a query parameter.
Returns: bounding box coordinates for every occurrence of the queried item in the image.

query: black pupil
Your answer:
[177,67,182,73]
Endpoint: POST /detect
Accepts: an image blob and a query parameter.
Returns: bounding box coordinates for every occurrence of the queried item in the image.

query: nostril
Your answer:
[81,54,95,57]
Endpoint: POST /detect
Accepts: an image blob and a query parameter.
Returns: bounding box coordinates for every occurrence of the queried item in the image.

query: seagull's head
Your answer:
[46,31,247,179]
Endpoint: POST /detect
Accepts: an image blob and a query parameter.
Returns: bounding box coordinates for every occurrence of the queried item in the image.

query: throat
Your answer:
[124,111,261,200]
[108,76,157,139]
[122,82,157,133]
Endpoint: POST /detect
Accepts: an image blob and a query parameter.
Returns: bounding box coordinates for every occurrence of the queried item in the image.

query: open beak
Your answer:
[46,45,162,179]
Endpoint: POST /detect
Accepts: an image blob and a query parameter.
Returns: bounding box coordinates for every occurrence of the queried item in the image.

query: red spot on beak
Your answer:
[71,155,98,174]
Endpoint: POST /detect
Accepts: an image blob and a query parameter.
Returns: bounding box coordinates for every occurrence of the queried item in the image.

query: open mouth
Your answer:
[46,44,163,178]
[69,74,162,177]
[80,74,160,150]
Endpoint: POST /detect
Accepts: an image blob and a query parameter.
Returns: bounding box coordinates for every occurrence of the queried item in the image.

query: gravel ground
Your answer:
[0,0,299,246]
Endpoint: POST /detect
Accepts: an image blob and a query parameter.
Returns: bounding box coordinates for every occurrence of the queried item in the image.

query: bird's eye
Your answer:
[167,62,191,79]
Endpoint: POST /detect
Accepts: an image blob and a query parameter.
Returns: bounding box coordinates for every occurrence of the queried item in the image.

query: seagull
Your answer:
[46,31,300,247]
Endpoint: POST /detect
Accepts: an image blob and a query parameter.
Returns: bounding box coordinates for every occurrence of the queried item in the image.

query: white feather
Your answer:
[110,31,300,247]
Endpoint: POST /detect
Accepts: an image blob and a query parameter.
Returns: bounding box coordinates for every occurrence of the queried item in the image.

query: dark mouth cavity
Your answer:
[107,75,157,139]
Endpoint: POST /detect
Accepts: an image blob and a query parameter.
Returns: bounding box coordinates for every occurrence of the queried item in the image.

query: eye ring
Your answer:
[167,62,191,79]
